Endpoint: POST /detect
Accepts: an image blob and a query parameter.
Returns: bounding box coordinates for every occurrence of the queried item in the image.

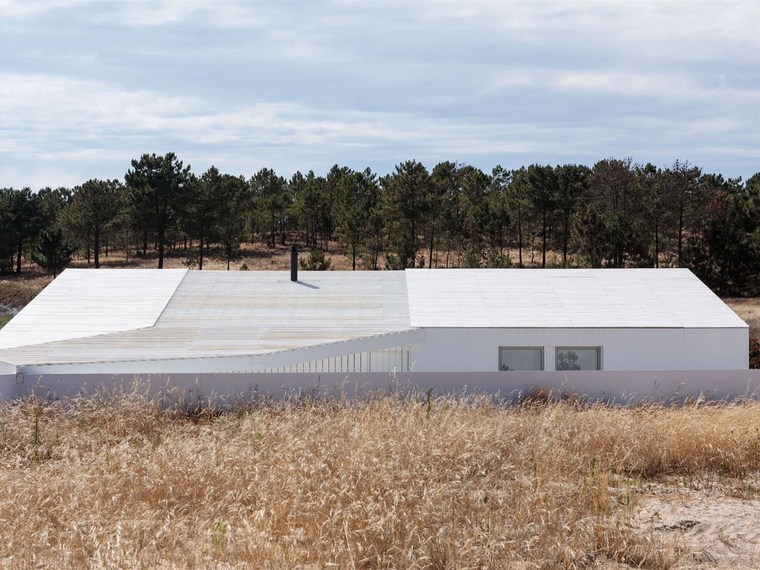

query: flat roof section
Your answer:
[405,268,748,329]
[153,270,412,354]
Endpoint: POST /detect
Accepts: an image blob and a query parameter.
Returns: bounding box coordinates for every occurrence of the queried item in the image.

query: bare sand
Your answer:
[632,476,760,568]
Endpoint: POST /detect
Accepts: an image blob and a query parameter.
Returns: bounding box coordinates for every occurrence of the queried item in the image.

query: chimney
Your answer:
[290,244,298,282]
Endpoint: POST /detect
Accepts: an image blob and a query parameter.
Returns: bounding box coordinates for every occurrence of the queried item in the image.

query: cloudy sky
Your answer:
[2,0,759,189]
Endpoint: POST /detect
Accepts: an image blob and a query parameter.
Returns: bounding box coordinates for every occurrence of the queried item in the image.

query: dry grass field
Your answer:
[1,390,760,568]
[0,274,53,310]
[76,242,364,272]
[1,257,760,566]
[725,298,760,337]
[0,273,53,329]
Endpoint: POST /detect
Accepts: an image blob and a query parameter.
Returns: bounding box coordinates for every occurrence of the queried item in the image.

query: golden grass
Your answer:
[0,274,52,310]
[2,391,760,568]
[73,242,366,272]
[725,298,760,337]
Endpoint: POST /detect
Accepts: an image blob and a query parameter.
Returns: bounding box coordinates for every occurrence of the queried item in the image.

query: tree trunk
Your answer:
[562,213,569,268]
[677,208,684,267]
[157,228,165,269]
[517,212,523,267]
[654,218,660,268]
[428,228,434,269]
[541,209,547,268]
[199,234,204,271]
[94,229,100,269]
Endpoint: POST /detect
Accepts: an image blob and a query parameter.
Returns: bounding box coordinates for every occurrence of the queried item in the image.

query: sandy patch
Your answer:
[632,477,760,568]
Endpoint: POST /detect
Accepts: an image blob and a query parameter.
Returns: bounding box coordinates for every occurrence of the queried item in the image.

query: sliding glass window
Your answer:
[555,347,601,371]
[499,347,544,371]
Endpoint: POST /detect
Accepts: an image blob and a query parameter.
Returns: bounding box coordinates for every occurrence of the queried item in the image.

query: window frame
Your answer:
[498,346,545,371]
[554,346,602,371]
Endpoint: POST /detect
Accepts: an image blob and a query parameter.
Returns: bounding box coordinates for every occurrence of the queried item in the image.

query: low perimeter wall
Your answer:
[3,370,760,404]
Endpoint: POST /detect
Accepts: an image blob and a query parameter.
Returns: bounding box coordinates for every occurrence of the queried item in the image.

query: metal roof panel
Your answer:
[0,268,187,350]
[405,268,747,329]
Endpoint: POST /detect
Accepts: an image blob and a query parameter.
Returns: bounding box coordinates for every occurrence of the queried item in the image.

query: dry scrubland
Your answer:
[0,273,51,309]
[0,274,51,328]
[725,298,760,338]
[1,247,760,567]
[1,391,760,568]
[75,242,364,272]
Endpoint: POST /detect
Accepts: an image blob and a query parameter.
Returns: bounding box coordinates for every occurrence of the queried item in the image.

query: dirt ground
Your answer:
[631,475,760,569]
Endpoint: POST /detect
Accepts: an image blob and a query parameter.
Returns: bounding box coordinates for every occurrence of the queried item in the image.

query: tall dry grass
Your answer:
[725,298,760,338]
[1,390,760,568]
[0,274,52,310]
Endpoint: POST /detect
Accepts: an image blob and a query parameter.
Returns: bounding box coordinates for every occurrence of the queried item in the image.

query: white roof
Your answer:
[0,269,187,350]
[405,268,747,328]
[0,267,745,368]
[0,270,411,366]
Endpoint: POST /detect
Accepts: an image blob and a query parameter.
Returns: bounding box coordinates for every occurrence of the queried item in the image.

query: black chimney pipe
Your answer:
[290,244,298,282]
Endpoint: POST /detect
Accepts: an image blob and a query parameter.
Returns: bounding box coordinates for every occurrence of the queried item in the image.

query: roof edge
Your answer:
[16,328,426,375]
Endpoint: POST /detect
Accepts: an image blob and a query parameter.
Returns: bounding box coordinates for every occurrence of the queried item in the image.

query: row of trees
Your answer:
[2,153,759,295]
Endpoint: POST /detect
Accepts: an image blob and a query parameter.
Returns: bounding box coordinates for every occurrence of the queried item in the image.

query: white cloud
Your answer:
[0,74,199,147]
[0,71,589,182]
[2,1,760,186]
[0,0,89,18]
[104,0,243,27]
[0,72,531,152]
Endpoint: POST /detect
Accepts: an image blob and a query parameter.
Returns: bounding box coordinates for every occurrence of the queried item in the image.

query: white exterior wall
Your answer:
[17,329,425,376]
[17,326,748,376]
[409,327,749,372]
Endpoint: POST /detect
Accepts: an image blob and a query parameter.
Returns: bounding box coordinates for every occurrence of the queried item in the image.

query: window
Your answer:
[499,347,544,371]
[555,347,601,371]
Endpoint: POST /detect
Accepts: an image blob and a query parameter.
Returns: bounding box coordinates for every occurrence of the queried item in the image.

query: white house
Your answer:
[0,267,748,380]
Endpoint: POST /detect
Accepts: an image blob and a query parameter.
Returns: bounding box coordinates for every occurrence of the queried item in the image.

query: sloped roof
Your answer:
[405,268,747,329]
[0,267,746,369]
[0,269,412,366]
[0,269,187,350]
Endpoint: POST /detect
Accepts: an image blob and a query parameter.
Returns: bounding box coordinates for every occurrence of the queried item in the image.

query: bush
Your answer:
[299,249,331,271]
[750,337,760,369]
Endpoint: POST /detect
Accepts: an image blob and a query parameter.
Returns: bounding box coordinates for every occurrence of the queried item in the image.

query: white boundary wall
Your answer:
[3,370,760,404]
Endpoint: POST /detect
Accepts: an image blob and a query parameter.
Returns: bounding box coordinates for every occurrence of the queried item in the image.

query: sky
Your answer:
[2,0,760,189]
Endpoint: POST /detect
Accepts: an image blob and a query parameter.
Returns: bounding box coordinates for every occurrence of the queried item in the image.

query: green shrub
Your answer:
[299,249,331,271]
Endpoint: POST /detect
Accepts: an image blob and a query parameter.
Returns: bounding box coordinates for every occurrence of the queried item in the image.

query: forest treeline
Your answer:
[1,153,759,296]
